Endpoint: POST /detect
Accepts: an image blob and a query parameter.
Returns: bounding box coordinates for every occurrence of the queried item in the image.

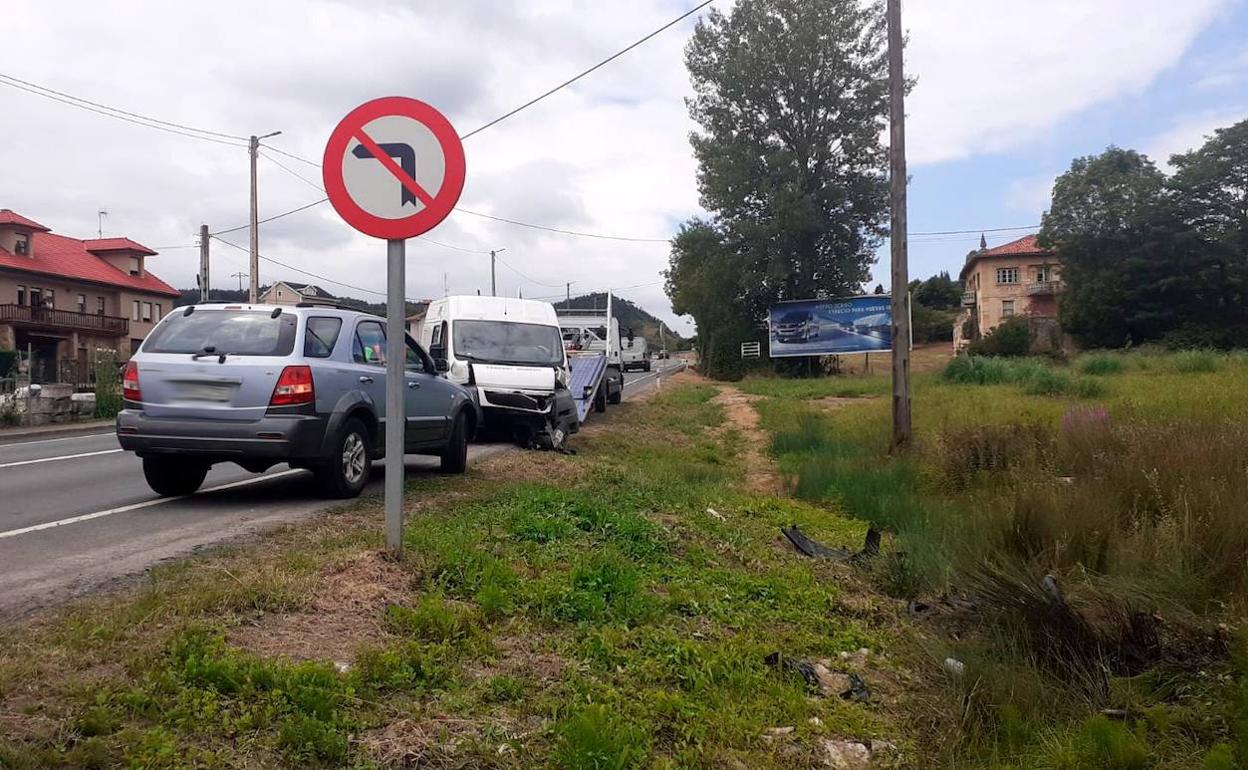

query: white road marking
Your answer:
[0,449,123,469]
[0,432,114,448]
[0,469,304,540]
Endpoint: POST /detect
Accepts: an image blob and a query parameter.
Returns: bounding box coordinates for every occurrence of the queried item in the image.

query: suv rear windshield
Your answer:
[453,320,562,366]
[143,310,298,356]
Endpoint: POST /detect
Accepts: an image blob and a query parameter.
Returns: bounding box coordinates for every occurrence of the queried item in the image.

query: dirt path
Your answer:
[711,386,786,495]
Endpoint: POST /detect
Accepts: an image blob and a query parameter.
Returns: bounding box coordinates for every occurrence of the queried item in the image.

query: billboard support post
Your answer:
[887,0,913,451]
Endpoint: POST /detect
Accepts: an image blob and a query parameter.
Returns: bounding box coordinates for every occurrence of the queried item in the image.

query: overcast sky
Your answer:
[3,0,1246,335]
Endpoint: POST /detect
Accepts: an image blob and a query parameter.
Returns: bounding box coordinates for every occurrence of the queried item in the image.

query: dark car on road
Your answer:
[774,310,821,343]
[116,304,480,499]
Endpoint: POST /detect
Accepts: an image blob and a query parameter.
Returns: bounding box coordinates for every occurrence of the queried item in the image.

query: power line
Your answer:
[0,72,248,146]
[459,0,716,140]
[258,151,327,193]
[494,255,566,288]
[212,234,391,298]
[909,225,1038,236]
[260,142,323,169]
[208,199,328,236]
[454,208,671,243]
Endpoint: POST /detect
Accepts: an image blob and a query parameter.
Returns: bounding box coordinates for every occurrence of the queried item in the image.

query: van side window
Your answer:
[354,321,386,366]
[429,321,448,360]
[304,317,343,358]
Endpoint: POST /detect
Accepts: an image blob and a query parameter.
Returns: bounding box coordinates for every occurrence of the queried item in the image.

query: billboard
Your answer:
[768,295,893,357]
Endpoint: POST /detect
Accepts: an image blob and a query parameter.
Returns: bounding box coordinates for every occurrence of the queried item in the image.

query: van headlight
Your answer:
[450,360,470,381]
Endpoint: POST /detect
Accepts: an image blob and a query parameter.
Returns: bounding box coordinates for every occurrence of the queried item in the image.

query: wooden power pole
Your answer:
[887,0,912,450]
[199,224,210,303]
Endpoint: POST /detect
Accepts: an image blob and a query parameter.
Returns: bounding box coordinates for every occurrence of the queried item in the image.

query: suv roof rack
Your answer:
[295,302,362,312]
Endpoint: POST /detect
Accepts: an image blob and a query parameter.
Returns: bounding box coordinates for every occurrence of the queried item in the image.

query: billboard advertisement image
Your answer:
[768,295,893,357]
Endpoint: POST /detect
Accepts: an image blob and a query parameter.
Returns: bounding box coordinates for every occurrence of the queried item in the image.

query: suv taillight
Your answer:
[269,365,314,407]
[122,361,141,402]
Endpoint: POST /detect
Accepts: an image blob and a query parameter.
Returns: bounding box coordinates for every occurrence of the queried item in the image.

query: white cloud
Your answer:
[1143,109,1247,168]
[0,0,1232,338]
[1005,172,1060,218]
[905,0,1233,164]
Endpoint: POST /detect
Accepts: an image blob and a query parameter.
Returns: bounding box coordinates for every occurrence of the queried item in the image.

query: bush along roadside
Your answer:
[753,351,1248,767]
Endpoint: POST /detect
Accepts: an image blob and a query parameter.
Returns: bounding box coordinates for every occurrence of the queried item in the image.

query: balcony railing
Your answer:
[0,304,129,335]
[961,291,977,307]
[1025,280,1063,296]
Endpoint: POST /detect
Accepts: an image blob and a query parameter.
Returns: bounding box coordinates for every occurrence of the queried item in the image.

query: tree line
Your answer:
[1041,121,1248,349]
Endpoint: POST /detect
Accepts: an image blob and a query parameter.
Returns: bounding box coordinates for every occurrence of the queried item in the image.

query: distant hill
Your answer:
[556,292,687,351]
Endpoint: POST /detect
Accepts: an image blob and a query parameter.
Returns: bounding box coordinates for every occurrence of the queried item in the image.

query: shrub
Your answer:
[941,355,1015,385]
[551,704,649,770]
[1171,350,1221,373]
[385,596,479,643]
[967,316,1031,357]
[1079,354,1127,376]
[94,352,122,419]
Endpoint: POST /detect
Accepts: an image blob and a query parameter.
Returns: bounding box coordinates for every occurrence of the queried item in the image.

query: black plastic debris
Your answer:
[842,672,872,702]
[782,525,880,565]
[765,652,819,689]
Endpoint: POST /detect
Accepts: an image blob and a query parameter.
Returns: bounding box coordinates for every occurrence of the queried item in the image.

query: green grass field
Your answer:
[750,351,1248,768]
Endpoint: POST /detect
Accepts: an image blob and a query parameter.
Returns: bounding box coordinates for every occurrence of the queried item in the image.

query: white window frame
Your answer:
[142,302,153,322]
[16,285,25,306]
[1002,300,1016,318]
[996,267,1019,285]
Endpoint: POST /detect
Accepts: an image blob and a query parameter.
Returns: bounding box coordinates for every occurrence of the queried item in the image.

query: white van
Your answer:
[419,296,578,447]
[621,329,650,372]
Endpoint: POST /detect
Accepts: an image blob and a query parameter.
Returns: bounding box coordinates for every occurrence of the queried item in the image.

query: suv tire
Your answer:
[440,412,469,474]
[143,457,209,497]
[317,417,371,499]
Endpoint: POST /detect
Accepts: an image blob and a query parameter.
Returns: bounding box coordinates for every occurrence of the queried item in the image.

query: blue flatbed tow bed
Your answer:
[569,354,608,423]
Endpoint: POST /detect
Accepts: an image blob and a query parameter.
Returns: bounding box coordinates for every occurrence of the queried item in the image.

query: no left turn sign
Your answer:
[323,96,466,240]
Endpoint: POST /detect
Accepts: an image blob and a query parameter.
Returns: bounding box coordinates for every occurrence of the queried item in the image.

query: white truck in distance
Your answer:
[416,296,578,449]
[557,304,625,411]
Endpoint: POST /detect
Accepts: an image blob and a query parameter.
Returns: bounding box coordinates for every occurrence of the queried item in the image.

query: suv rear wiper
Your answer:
[191,346,229,364]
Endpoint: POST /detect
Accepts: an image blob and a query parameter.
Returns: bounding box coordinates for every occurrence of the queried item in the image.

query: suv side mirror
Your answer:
[434,358,449,372]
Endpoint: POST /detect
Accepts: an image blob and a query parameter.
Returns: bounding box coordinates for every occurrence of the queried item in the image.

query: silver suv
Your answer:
[116,303,480,499]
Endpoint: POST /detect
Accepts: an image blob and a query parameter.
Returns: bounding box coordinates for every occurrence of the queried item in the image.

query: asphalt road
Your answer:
[0,360,684,618]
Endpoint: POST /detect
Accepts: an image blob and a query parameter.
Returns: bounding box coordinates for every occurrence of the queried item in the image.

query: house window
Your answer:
[142,302,153,322]
[97,296,106,315]
[154,303,162,322]
[132,300,141,321]
[14,234,29,255]
[45,289,54,308]
[1002,300,1016,318]
[996,267,1019,285]
[29,288,42,307]
[130,338,143,356]
[16,286,25,306]
[1033,265,1054,282]
[129,257,141,276]
[77,294,87,313]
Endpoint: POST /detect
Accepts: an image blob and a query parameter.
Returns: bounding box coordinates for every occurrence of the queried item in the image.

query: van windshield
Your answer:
[453,320,563,366]
[143,310,298,356]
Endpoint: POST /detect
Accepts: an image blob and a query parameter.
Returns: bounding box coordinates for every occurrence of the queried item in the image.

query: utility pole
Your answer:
[566,281,571,308]
[199,225,210,303]
[489,248,506,296]
[231,271,248,292]
[887,0,912,450]
[249,131,282,303]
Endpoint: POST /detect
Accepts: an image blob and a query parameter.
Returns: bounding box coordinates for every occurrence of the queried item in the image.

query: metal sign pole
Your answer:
[385,238,406,556]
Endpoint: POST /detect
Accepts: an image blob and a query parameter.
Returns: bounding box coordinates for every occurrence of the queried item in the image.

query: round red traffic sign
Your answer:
[322,96,466,240]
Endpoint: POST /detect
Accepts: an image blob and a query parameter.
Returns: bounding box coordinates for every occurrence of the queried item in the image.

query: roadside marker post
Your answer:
[323,96,467,557]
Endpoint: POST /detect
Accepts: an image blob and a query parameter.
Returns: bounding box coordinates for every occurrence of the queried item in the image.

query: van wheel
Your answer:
[440,412,469,474]
[143,457,209,497]
[316,418,370,498]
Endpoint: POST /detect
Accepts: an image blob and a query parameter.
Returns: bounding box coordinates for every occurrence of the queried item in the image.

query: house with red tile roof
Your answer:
[0,209,179,382]
[954,234,1063,349]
